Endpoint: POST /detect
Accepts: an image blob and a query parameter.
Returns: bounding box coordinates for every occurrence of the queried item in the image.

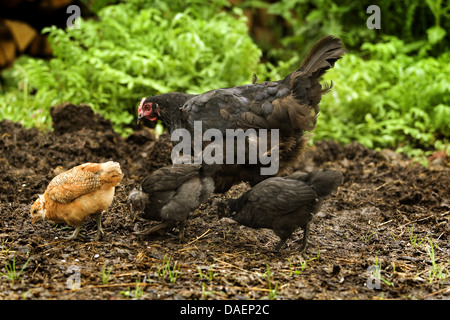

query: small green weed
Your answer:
[157,255,181,283]
[361,230,378,244]
[0,240,13,256]
[198,265,216,281]
[264,264,278,300]
[101,265,113,285]
[427,238,449,285]
[374,257,394,287]
[1,257,30,283]
[200,282,225,299]
[408,225,428,248]
[286,249,320,275]
[120,279,144,299]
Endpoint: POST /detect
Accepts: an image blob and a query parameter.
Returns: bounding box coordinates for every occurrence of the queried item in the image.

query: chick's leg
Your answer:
[63,226,82,240]
[94,212,104,240]
[274,237,288,252]
[134,222,169,236]
[299,222,311,252]
[178,220,186,240]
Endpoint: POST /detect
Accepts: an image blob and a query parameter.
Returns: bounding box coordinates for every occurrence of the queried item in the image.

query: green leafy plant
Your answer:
[243,0,449,63]
[240,0,449,161]
[101,265,113,285]
[120,279,144,299]
[361,230,378,244]
[427,238,449,285]
[157,255,181,283]
[408,225,428,248]
[264,264,278,300]
[373,257,394,287]
[0,240,13,257]
[316,36,450,161]
[0,0,263,135]
[198,265,216,281]
[1,257,30,283]
[200,282,225,299]
[286,249,320,275]
[1,0,449,160]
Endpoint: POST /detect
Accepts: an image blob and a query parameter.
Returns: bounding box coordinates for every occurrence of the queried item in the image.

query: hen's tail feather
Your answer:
[299,35,347,77]
[286,35,346,128]
[291,36,346,103]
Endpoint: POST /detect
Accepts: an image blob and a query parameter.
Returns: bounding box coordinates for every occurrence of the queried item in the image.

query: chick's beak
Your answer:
[129,203,140,222]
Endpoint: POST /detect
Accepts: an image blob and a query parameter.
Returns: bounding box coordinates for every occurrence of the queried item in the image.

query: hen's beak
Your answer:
[137,116,156,128]
[31,216,38,224]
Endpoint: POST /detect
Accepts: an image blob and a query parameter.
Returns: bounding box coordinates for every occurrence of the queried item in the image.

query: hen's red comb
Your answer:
[138,97,146,114]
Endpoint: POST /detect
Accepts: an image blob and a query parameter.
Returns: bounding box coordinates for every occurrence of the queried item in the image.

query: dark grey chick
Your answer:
[214,170,343,252]
[128,164,214,239]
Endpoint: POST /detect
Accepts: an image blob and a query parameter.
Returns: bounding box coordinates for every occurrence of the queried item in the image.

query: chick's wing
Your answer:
[46,164,103,204]
[141,164,201,194]
[245,178,318,216]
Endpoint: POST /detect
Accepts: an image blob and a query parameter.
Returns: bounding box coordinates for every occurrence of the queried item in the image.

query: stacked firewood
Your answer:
[0,0,76,70]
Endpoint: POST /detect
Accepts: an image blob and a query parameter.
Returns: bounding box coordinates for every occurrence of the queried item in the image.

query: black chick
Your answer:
[214,170,343,252]
[128,164,214,239]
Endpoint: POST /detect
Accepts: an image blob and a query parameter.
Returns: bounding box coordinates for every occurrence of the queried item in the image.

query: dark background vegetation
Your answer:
[1,0,449,162]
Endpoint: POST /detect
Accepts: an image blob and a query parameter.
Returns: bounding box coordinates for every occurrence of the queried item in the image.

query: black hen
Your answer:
[138,36,346,192]
[128,164,214,239]
[214,170,344,252]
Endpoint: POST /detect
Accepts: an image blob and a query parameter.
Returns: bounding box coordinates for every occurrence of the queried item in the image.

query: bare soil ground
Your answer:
[1,103,449,300]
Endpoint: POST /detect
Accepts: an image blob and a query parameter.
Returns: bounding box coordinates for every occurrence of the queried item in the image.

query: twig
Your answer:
[421,286,450,299]
[222,251,247,256]
[68,282,152,291]
[229,285,271,293]
[177,246,199,253]
[377,219,393,227]
[184,229,210,246]
[334,257,360,264]
[374,181,390,190]
[396,216,434,230]
[213,258,249,273]
[31,264,41,277]
[37,240,66,248]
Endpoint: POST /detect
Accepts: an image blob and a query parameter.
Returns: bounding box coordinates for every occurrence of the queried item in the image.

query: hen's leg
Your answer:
[94,212,104,240]
[63,226,82,240]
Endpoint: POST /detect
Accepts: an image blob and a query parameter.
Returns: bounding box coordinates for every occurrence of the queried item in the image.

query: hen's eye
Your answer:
[33,209,37,214]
